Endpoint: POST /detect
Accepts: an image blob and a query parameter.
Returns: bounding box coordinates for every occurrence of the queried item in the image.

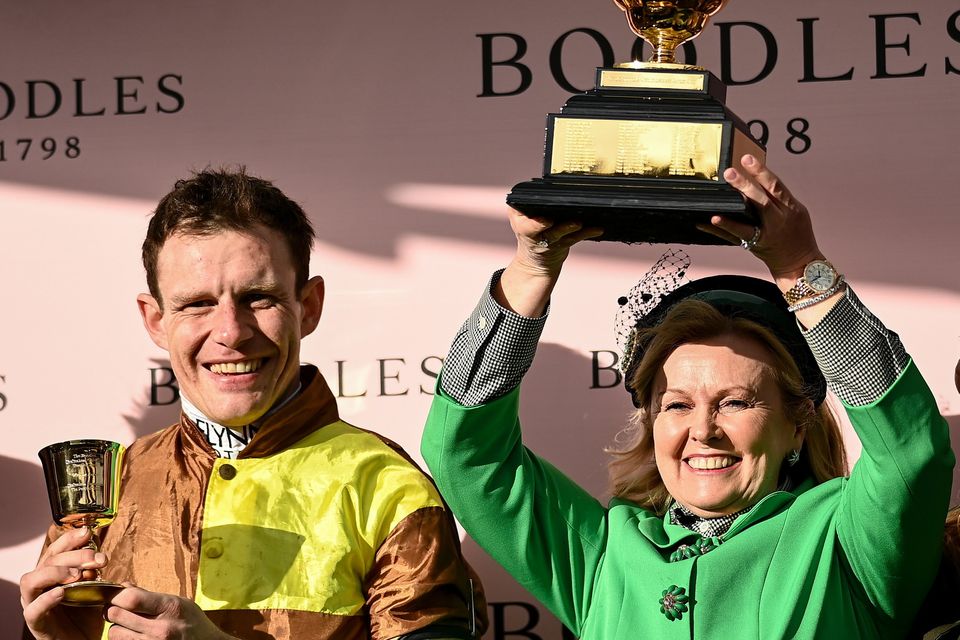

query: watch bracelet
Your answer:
[786,276,846,313]
[783,278,817,305]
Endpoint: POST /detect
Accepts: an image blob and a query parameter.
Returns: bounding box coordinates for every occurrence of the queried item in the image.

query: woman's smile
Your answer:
[684,455,741,472]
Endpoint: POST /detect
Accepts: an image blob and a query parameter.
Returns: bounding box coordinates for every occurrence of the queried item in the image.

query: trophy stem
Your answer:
[643,33,684,64]
[80,524,102,580]
[57,523,123,606]
[650,46,677,64]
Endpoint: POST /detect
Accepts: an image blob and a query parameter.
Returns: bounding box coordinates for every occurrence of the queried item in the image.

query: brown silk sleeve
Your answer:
[364,506,488,640]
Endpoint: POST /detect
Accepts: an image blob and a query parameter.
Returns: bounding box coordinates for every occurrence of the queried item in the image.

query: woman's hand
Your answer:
[699,154,822,281]
[496,209,602,318]
[700,154,843,328]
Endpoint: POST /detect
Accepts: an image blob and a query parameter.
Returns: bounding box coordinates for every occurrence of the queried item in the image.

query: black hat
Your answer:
[621,275,827,408]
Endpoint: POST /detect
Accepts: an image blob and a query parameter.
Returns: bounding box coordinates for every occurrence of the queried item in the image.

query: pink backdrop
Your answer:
[2,2,959,637]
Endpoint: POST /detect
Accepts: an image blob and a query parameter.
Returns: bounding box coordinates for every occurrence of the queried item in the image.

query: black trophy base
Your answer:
[507,178,759,245]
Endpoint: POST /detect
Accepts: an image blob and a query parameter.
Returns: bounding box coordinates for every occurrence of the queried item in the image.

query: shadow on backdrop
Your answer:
[6,168,956,295]
[2,578,23,640]
[0,456,49,549]
[122,359,182,441]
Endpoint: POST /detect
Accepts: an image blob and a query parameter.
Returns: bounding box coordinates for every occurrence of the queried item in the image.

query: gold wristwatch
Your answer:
[783,260,839,305]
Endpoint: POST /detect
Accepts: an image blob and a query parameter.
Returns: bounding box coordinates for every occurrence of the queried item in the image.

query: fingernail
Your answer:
[68,567,80,578]
[95,552,106,564]
[743,155,755,166]
[726,169,739,180]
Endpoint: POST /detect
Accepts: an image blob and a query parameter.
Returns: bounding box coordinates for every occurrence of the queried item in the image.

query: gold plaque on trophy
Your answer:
[507,0,765,244]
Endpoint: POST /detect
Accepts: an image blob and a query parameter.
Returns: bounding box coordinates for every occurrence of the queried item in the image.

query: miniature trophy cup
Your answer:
[38,439,124,606]
[506,0,766,244]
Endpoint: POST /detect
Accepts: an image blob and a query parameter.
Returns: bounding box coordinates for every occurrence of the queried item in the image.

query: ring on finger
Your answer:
[740,225,761,251]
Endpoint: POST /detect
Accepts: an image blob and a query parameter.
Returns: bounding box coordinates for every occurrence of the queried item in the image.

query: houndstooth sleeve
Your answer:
[439,269,548,406]
[802,286,909,407]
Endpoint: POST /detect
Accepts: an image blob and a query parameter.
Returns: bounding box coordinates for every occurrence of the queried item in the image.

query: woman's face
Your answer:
[652,333,804,518]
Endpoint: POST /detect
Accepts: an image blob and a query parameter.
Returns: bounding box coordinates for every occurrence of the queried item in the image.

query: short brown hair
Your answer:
[142,168,315,306]
[608,299,848,515]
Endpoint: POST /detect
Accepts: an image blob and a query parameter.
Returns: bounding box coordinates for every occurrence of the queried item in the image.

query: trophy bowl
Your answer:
[614,0,729,64]
[38,439,124,606]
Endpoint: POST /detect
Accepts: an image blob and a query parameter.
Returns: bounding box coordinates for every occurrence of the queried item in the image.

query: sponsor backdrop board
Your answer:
[2,2,959,637]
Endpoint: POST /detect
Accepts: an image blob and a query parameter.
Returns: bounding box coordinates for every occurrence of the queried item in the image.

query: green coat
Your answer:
[422,362,954,639]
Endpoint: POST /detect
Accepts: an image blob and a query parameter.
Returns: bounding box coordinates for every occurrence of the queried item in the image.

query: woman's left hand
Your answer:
[701,155,846,329]
[699,154,823,281]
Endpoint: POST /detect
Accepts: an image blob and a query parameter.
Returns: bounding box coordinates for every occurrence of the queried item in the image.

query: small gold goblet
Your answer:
[613,0,729,66]
[38,439,124,606]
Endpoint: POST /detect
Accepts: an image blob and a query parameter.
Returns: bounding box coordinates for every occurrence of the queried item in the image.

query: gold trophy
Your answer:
[615,0,727,65]
[38,439,124,606]
[507,0,765,244]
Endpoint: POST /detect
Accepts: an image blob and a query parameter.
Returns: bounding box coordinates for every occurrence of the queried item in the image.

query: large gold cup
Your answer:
[38,439,124,606]
[614,0,728,65]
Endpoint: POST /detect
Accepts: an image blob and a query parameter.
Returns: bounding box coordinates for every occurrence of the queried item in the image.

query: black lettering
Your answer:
[946,10,960,76]
[718,21,778,86]
[226,427,250,448]
[630,38,698,67]
[149,367,180,405]
[335,360,367,398]
[379,358,409,397]
[0,82,14,120]
[747,119,770,147]
[591,350,622,389]
[490,602,542,639]
[199,420,228,448]
[549,28,614,94]
[871,13,927,79]
[785,117,812,154]
[156,73,185,114]
[115,76,148,115]
[73,78,106,117]
[420,356,444,395]
[0,375,7,412]
[798,18,854,82]
[26,80,62,119]
[477,33,533,97]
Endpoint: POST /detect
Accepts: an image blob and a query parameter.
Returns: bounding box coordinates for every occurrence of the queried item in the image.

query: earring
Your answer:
[786,449,800,466]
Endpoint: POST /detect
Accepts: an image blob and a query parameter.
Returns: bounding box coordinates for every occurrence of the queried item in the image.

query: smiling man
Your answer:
[20,169,485,640]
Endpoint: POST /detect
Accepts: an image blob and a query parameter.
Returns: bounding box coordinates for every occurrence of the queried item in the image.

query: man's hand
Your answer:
[21,527,108,640]
[104,587,235,640]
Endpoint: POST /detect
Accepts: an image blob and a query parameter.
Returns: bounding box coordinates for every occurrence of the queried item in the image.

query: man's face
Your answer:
[138,225,323,427]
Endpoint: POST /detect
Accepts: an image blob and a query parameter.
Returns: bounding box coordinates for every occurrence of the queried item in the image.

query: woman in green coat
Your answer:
[421,155,954,639]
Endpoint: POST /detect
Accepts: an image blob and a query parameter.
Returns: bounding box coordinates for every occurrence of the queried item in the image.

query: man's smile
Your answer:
[207,358,264,375]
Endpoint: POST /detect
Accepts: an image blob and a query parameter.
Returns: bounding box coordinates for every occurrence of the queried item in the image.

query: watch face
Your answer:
[804,261,836,292]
